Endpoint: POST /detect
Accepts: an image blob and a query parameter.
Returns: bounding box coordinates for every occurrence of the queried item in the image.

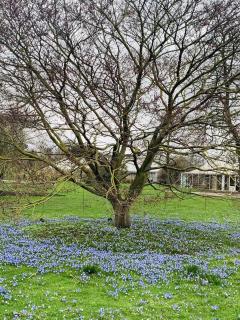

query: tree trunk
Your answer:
[112,201,131,228]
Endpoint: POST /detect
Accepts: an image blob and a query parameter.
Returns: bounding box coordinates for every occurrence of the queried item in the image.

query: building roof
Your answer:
[184,160,238,175]
[126,161,160,174]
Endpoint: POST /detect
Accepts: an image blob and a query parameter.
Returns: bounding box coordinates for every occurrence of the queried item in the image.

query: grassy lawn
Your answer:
[0,182,238,222]
[0,183,239,319]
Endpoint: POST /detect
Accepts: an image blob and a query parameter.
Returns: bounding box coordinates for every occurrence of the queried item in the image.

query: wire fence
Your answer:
[61,187,240,223]
[0,180,240,223]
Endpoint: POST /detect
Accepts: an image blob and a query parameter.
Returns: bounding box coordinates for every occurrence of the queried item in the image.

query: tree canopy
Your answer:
[0,0,239,226]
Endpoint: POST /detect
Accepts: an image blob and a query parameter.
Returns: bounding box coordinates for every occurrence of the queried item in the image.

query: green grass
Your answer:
[0,264,239,319]
[1,182,239,223]
[0,182,240,319]
[18,183,240,223]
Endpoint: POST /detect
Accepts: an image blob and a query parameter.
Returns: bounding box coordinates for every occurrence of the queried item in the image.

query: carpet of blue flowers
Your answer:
[0,216,239,319]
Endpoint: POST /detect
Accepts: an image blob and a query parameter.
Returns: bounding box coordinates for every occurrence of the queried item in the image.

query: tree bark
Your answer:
[111,201,131,228]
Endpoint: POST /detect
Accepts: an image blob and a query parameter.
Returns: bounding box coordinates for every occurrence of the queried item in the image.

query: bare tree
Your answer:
[218,63,240,179]
[0,0,239,227]
[207,23,240,178]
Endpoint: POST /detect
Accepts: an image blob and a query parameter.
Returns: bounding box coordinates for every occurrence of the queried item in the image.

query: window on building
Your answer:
[230,176,235,186]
